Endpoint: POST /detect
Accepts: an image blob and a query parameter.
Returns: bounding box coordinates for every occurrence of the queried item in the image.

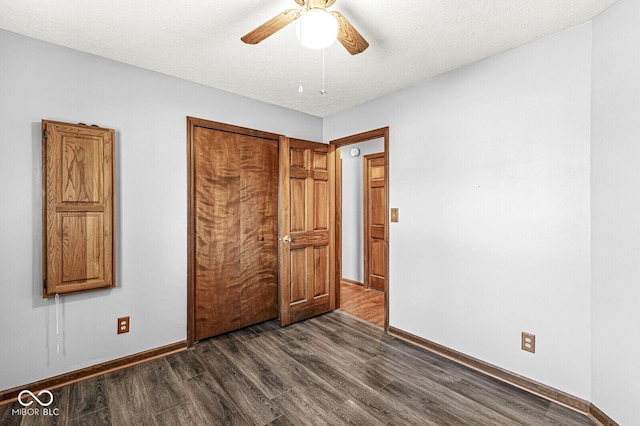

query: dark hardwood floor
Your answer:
[339,281,384,327]
[0,312,594,425]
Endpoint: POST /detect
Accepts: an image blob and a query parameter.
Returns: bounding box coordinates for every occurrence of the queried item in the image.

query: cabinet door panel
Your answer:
[61,213,103,282]
[43,121,115,297]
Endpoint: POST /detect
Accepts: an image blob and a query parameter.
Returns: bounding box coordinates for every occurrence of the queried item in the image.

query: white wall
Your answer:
[591,0,640,424]
[5,7,639,420]
[0,29,322,392]
[340,138,385,283]
[326,23,593,399]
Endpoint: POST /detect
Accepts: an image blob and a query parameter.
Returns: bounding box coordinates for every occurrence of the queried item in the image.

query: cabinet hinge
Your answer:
[43,279,47,289]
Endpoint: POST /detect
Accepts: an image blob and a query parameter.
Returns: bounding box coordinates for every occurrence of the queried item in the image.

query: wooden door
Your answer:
[190,120,278,341]
[364,153,386,291]
[278,137,336,326]
[42,121,115,297]
[240,135,279,326]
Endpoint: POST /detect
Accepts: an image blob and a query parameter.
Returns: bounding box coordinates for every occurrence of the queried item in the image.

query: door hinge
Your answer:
[43,279,47,289]
[43,129,47,139]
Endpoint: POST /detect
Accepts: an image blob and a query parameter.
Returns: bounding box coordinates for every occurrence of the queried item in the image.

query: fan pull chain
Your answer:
[320,49,328,95]
[297,41,304,93]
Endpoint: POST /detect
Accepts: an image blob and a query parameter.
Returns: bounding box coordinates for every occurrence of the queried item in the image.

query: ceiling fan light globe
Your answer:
[296,9,338,49]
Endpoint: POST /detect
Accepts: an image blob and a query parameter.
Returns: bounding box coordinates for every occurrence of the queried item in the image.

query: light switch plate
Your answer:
[390,208,399,223]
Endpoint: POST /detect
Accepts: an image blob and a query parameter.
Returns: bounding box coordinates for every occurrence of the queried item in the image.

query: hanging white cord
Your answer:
[55,293,60,354]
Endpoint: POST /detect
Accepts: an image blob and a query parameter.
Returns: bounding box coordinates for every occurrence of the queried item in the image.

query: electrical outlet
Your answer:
[118,316,130,334]
[521,332,535,353]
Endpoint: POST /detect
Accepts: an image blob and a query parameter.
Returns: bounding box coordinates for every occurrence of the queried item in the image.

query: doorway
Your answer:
[187,119,338,345]
[331,128,389,329]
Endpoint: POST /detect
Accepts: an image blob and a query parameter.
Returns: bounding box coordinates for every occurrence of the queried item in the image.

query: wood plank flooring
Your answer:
[0,312,594,425]
[339,281,384,327]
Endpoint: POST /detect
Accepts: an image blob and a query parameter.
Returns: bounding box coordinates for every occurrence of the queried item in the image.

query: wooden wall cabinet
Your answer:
[42,120,116,297]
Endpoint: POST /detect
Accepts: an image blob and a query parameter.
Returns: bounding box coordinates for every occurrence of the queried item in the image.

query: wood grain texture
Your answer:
[177,373,249,425]
[61,136,102,203]
[189,118,279,341]
[239,136,279,327]
[589,403,619,426]
[340,280,384,327]
[193,126,242,340]
[193,343,282,424]
[279,138,336,326]
[331,11,369,55]
[66,375,109,421]
[335,156,343,309]
[241,9,300,45]
[0,312,596,425]
[364,152,386,291]
[104,366,153,425]
[187,117,281,345]
[42,120,115,297]
[0,342,186,405]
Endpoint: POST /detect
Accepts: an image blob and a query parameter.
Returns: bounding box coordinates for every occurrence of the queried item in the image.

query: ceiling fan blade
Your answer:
[330,11,369,55]
[241,9,301,45]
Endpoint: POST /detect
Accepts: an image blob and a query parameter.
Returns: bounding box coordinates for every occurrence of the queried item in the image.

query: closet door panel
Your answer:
[194,127,242,340]
[189,118,280,342]
[240,136,278,327]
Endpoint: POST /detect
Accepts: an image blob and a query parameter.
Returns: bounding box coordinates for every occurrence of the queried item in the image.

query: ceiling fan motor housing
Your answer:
[305,0,336,9]
[307,0,324,9]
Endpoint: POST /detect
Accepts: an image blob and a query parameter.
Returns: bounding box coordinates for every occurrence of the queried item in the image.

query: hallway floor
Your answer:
[339,281,384,327]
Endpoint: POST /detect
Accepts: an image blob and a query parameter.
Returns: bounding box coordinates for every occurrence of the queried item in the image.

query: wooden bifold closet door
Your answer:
[189,118,279,341]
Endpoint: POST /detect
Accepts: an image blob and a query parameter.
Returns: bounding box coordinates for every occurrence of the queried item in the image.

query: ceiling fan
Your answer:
[241,0,369,55]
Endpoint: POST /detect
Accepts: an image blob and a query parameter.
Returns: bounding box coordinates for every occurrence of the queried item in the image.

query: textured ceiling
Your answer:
[0,0,618,117]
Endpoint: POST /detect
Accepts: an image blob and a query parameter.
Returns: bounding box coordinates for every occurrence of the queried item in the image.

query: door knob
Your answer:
[280,235,292,243]
[257,235,265,241]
